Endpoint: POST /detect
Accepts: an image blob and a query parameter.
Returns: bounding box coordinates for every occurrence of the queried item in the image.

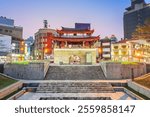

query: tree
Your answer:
[132,18,150,40]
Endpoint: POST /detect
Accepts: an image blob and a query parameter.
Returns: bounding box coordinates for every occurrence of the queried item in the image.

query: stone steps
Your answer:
[36,82,114,93]
[45,65,106,80]
[41,66,113,95]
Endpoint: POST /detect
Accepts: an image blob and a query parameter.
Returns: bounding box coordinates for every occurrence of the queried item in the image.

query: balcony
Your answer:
[113,46,118,49]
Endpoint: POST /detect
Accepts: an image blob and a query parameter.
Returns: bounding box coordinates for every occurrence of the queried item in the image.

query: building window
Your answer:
[5,30,8,32]
[0,29,2,32]
[74,33,77,36]
[114,46,118,49]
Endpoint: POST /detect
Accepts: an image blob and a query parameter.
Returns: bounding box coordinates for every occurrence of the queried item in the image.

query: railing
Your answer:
[44,61,50,78]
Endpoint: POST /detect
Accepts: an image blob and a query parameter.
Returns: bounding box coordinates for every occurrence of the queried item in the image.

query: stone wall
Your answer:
[54,49,97,64]
[4,62,49,80]
[100,62,146,80]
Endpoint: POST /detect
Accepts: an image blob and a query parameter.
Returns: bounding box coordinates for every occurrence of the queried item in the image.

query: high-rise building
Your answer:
[124,0,150,39]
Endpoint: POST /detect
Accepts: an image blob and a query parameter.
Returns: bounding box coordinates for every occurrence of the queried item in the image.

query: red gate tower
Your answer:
[50,23,100,64]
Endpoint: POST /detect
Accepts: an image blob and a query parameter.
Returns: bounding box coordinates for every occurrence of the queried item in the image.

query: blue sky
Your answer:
[0,0,150,39]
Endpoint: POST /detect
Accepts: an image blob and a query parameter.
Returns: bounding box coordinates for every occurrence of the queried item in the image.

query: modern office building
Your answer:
[124,0,150,39]
[0,16,23,39]
[0,34,25,62]
[0,16,25,61]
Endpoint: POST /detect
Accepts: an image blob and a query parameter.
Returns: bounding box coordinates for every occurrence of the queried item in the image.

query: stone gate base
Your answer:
[54,48,97,64]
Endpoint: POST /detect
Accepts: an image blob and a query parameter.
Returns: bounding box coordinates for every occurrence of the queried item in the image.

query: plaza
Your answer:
[0,63,150,100]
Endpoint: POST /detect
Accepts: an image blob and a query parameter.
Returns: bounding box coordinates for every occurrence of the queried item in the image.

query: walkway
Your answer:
[17,92,134,100]
[21,79,130,84]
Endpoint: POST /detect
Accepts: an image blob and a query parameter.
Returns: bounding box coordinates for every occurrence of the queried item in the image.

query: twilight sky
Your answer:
[0,0,150,39]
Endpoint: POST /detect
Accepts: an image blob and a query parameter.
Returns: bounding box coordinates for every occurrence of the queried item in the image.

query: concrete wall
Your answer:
[0,81,23,99]
[100,62,146,80]
[54,49,97,64]
[128,81,150,98]
[4,62,48,80]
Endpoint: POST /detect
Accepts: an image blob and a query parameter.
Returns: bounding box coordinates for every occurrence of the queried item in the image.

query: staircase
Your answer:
[39,65,114,100]
[36,81,114,93]
[45,65,106,80]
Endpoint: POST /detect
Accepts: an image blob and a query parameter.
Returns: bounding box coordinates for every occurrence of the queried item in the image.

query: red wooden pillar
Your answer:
[60,41,65,48]
[85,41,89,47]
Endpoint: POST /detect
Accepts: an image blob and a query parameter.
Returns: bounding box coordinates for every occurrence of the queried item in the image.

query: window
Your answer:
[74,33,77,36]
[5,30,8,32]
[0,29,2,32]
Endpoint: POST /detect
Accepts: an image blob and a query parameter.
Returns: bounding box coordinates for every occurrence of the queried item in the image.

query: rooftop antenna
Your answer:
[43,20,48,28]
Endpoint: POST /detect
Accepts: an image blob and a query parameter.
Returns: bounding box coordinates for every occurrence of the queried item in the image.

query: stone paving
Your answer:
[17,79,133,100]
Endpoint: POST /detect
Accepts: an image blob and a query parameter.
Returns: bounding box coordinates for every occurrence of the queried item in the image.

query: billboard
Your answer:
[0,35,11,53]
[75,23,91,30]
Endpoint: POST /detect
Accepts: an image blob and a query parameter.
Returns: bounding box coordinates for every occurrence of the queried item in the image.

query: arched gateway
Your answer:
[69,55,81,64]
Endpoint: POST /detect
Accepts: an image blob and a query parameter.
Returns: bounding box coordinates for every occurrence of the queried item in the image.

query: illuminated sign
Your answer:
[0,35,11,53]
